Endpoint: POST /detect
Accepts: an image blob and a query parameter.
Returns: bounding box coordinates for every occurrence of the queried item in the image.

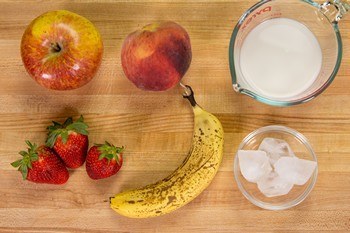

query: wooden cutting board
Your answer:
[0,0,349,232]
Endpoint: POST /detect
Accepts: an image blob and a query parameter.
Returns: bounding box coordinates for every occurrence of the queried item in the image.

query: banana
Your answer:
[110,85,224,218]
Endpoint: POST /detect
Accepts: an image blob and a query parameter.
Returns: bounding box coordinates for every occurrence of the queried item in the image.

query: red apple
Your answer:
[21,10,103,90]
[121,21,192,91]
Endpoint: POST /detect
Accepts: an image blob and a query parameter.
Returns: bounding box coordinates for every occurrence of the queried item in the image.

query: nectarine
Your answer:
[121,21,192,91]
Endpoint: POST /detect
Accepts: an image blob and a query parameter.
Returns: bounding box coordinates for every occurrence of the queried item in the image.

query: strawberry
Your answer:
[11,141,69,184]
[46,115,89,169]
[86,142,124,180]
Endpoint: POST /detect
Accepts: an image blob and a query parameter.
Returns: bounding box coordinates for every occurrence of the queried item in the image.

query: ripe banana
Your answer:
[110,85,224,218]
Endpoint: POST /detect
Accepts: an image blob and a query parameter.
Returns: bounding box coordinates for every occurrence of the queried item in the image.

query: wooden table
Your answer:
[1,0,349,232]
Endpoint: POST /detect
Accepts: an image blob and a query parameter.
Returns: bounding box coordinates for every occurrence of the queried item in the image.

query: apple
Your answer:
[21,10,103,90]
[121,21,192,91]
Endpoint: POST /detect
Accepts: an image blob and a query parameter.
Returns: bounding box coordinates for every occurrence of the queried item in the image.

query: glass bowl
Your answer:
[233,125,318,210]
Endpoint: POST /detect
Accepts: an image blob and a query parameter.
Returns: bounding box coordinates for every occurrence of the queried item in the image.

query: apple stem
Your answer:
[50,42,62,53]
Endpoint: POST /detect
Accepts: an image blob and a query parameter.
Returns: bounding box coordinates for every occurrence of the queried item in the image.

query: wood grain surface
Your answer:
[1,0,349,232]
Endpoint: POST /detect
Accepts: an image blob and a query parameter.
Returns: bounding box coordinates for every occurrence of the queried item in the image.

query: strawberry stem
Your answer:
[96,141,124,165]
[11,141,39,180]
[46,115,88,147]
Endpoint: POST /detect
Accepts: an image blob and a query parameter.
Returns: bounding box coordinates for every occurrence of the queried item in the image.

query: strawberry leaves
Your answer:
[11,140,39,180]
[68,115,89,135]
[96,141,124,165]
[46,115,89,148]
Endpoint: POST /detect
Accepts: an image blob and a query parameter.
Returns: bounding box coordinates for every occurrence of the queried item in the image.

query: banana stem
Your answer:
[180,83,197,107]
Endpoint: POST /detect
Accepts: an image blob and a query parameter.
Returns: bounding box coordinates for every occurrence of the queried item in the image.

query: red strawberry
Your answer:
[11,141,69,184]
[46,115,89,168]
[86,142,124,180]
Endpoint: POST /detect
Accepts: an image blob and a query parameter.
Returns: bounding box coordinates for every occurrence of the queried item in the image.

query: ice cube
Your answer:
[274,157,317,185]
[257,171,294,197]
[238,150,272,183]
[258,137,295,165]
